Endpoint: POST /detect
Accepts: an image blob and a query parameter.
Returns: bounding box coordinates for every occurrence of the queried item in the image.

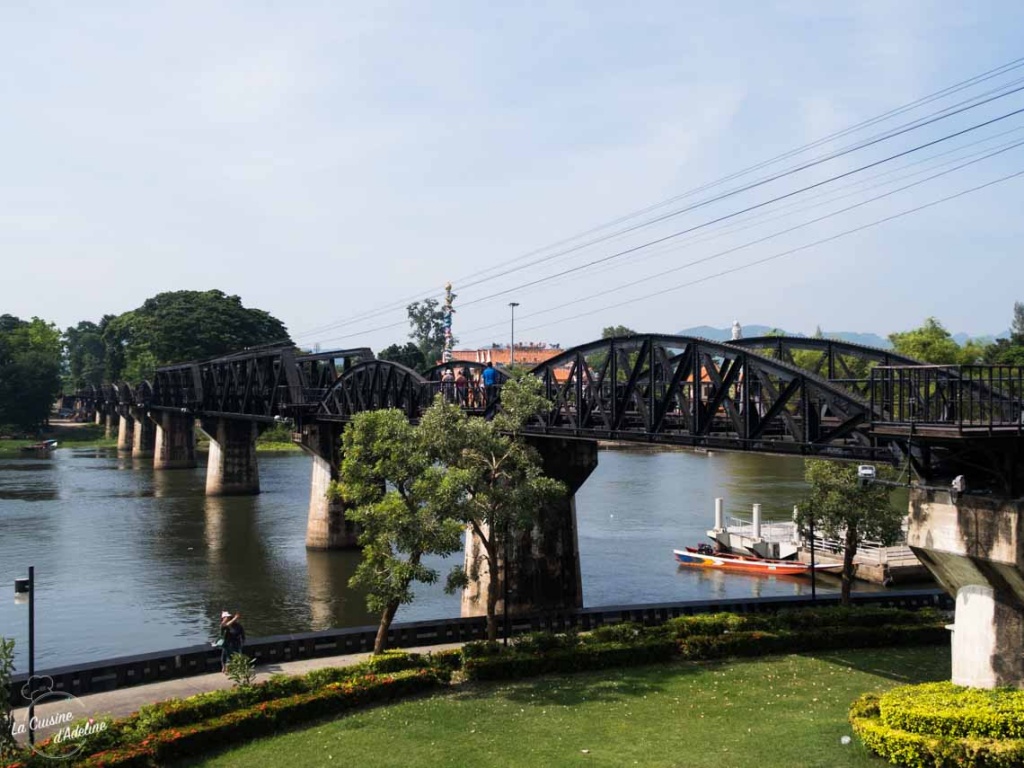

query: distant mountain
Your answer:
[677,325,891,349]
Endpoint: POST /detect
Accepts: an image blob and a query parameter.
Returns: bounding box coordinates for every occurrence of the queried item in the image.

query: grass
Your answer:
[0,423,115,455]
[195,646,949,768]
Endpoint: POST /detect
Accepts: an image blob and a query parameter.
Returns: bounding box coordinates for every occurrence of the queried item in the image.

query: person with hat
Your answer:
[219,610,246,673]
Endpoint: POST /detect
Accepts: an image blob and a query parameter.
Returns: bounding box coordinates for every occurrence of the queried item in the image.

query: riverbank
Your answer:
[0,422,115,456]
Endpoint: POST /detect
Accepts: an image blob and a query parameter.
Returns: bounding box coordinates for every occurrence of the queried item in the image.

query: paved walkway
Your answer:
[12,643,462,744]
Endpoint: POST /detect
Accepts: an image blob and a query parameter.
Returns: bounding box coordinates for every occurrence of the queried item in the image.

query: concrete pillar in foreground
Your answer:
[908,489,1024,688]
[116,413,135,453]
[201,418,263,496]
[298,423,357,549]
[462,437,598,617]
[152,411,197,470]
[131,410,156,459]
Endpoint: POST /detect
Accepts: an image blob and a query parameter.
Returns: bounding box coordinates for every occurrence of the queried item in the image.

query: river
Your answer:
[0,446,874,670]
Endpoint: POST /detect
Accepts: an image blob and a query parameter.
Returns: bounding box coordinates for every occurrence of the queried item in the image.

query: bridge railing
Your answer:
[869,365,1024,431]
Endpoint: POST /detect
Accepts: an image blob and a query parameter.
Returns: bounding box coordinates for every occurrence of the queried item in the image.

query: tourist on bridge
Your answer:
[219,611,246,673]
[455,368,468,405]
[482,361,500,417]
[441,367,455,402]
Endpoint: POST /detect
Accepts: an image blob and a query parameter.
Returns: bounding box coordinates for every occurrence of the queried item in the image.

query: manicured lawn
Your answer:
[196,646,949,768]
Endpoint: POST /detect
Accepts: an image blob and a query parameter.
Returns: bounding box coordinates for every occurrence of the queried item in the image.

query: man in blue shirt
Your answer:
[482,362,499,415]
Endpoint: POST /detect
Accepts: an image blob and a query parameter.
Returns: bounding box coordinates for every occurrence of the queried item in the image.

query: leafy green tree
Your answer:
[983,302,1024,365]
[377,341,427,371]
[0,316,63,430]
[796,460,903,605]
[406,298,454,369]
[64,320,106,389]
[102,290,290,379]
[889,317,984,365]
[423,376,565,642]
[332,409,464,653]
[601,325,637,339]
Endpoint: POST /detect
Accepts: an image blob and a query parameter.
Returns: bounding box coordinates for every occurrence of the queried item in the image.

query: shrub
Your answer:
[1,637,18,766]
[463,639,678,682]
[225,652,256,688]
[585,622,647,645]
[511,631,580,654]
[851,683,1024,767]
[427,648,464,673]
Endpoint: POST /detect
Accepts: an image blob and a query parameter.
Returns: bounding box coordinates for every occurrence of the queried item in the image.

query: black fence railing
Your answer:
[870,365,1024,431]
[8,590,950,706]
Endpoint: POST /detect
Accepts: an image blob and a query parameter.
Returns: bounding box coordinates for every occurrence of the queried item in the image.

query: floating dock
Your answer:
[704,498,930,585]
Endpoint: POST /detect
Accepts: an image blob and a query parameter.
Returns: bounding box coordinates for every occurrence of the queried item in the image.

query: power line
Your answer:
[291,57,1024,342]
[500,167,1024,339]
[455,138,1024,342]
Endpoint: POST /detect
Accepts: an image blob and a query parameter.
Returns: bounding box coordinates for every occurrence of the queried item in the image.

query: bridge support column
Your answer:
[104,412,115,439]
[117,413,135,453]
[298,423,357,549]
[201,419,263,496]
[94,410,102,426]
[131,410,156,459]
[908,489,1024,688]
[152,412,197,470]
[462,437,598,617]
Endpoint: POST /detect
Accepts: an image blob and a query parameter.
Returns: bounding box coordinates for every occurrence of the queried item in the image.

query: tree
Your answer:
[889,317,984,365]
[795,460,903,604]
[377,342,427,371]
[64,320,106,389]
[407,298,453,369]
[0,316,63,430]
[601,325,637,339]
[984,302,1024,365]
[422,374,565,642]
[101,290,291,379]
[332,409,464,653]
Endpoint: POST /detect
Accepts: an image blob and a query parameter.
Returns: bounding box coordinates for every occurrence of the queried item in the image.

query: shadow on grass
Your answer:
[800,645,951,685]
[449,658,714,707]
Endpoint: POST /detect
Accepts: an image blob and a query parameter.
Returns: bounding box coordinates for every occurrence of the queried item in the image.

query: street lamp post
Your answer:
[508,302,519,368]
[14,567,35,745]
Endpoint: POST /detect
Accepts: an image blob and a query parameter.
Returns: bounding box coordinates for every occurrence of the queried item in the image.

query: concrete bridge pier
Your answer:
[200,418,264,496]
[104,411,115,440]
[94,410,102,426]
[152,412,197,470]
[298,423,358,550]
[116,413,135,453]
[908,488,1024,688]
[131,410,156,459]
[462,437,598,617]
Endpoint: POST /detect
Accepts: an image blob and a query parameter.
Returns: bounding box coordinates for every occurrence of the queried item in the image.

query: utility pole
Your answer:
[509,302,519,368]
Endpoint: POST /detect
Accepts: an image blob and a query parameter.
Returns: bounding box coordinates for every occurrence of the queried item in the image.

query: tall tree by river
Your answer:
[0,315,63,430]
[99,290,291,380]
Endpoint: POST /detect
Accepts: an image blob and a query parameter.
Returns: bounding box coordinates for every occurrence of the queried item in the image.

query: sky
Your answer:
[3,1,1024,353]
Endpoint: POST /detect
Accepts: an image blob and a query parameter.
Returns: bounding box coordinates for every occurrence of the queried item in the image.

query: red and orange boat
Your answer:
[673,545,842,576]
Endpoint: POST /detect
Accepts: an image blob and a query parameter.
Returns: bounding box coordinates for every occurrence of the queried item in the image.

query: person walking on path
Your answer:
[219,611,246,673]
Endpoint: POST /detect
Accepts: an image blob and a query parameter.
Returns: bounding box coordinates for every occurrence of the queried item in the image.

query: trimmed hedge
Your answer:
[75,669,445,768]
[851,682,1024,767]
[464,639,678,681]
[850,691,1024,768]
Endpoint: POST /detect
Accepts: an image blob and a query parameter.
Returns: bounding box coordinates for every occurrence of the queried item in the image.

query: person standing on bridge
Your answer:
[455,368,468,405]
[441,367,455,402]
[482,361,499,417]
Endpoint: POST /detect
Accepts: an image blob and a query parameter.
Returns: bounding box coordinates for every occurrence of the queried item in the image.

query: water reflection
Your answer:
[1,447,857,670]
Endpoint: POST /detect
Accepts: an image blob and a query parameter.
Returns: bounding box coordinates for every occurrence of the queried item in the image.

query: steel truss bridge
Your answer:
[75,335,1024,492]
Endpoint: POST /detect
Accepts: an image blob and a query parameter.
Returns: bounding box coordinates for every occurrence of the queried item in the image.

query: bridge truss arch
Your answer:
[318,360,430,421]
[524,334,887,459]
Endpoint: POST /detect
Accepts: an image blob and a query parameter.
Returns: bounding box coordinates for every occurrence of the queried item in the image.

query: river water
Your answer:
[0,446,876,670]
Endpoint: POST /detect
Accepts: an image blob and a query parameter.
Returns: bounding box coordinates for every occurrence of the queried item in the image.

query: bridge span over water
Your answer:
[72,334,1024,687]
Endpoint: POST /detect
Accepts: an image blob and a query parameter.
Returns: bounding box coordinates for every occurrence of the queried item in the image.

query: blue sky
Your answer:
[3,1,1024,351]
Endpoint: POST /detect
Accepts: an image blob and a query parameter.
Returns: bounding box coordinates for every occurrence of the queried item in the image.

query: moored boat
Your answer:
[20,439,58,452]
[674,546,842,576]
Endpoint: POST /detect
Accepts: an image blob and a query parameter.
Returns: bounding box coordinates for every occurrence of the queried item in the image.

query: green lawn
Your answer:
[196,647,949,768]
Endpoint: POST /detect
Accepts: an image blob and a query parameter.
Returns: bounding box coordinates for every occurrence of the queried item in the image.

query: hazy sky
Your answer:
[3,1,1024,352]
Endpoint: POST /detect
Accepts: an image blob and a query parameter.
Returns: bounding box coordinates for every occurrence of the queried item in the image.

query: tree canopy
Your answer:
[332,408,464,653]
[984,302,1024,365]
[796,459,902,604]
[406,298,453,369]
[101,290,290,380]
[377,341,427,372]
[0,316,63,430]
[888,317,984,365]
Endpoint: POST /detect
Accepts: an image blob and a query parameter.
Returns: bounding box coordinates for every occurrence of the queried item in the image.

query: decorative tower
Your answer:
[442,282,455,363]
